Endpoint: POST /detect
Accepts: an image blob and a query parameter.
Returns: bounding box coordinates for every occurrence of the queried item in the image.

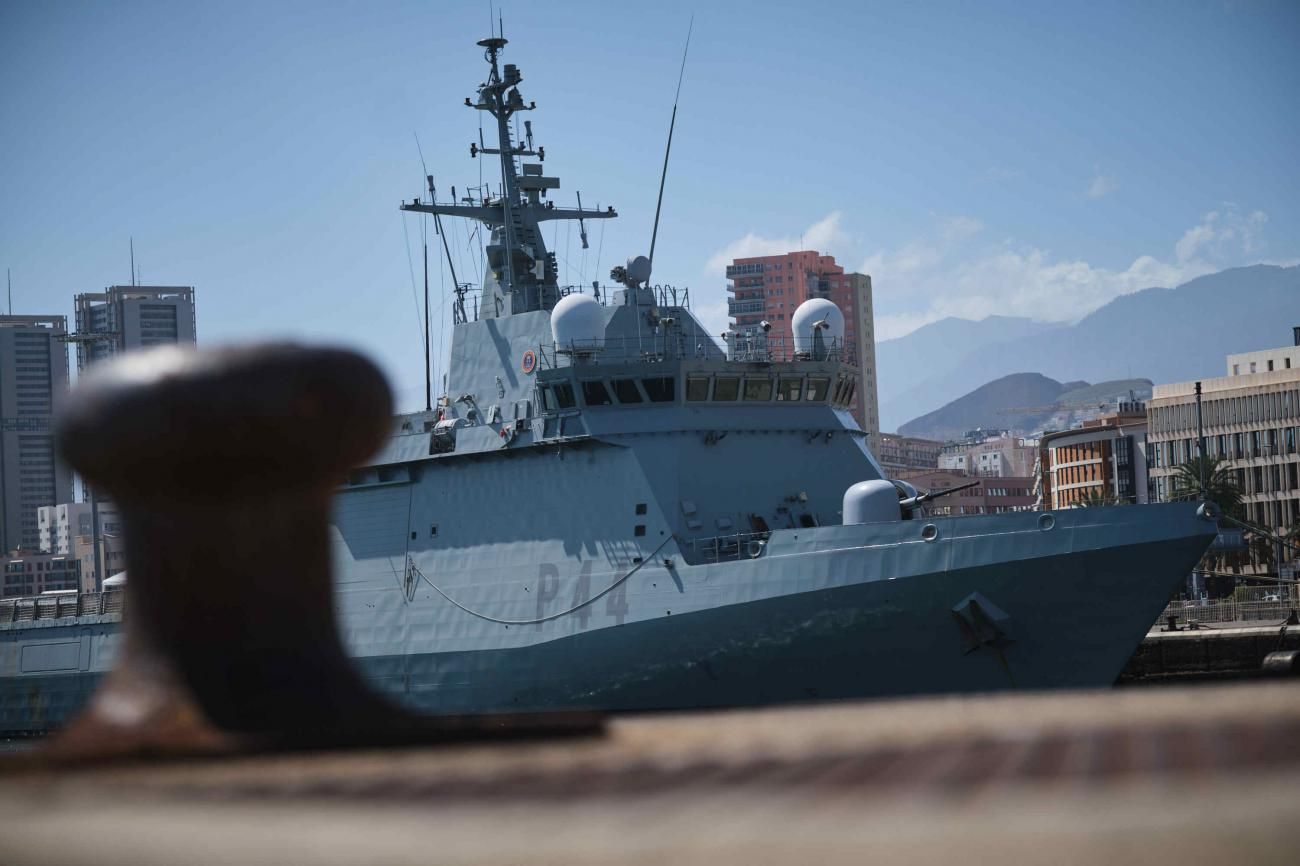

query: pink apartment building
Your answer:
[726,251,881,449]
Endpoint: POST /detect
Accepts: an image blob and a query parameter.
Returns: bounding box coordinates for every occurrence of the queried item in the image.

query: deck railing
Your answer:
[1155,598,1300,628]
[0,590,125,624]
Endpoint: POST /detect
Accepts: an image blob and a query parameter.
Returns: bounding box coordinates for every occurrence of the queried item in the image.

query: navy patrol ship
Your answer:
[1,35,1218,733]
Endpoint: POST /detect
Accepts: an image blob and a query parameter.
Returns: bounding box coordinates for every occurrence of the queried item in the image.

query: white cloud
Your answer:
[859,204,1276,340]
[697,212,850,334]
[698,204,1281,343]
[1175,208,1268,263]
[1085,168,1118,200]
[702,211,848,279]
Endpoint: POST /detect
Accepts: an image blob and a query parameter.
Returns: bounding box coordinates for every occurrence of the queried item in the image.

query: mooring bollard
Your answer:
[41,343,600,763]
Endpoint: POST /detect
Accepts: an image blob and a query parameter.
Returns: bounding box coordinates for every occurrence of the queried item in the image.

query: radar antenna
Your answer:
[648,15,694,271]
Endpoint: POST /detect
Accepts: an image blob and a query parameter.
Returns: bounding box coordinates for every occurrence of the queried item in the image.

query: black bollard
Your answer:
[43,344,600,762]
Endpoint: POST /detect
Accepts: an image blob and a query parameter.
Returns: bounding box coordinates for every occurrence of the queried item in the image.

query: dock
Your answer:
[4,682,1300,865]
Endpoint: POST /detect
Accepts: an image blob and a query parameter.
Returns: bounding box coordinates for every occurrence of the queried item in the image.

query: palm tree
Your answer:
[1170,456,1244,519]
[1249,532,1277,574]
[1076,488,1125,508]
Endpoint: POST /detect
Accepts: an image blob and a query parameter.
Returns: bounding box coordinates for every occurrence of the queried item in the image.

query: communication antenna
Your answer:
[648,15,694,270]
[130,237,136,286]
[6,268,11,315]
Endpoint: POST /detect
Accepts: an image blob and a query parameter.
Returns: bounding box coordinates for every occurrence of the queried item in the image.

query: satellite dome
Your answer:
[550,292,605,350]
[791,298,845,357]
[625,255,651,287]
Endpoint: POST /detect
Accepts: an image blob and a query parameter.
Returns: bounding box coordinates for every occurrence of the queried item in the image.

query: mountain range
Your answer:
[874,264,1300,433]
[896,373,1153,441]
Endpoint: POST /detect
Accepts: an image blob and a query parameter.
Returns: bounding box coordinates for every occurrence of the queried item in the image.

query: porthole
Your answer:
[1038,514,1055,531]
[921,523,939,542]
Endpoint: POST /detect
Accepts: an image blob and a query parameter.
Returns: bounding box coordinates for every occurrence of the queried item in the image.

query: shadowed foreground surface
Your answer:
[3,682,1300,865]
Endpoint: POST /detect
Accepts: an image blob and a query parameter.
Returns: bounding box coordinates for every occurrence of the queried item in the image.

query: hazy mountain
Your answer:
[876,265,1300,431]
[897,373,1066,440]
[875,316,1062,416]
[896,375,1154,441]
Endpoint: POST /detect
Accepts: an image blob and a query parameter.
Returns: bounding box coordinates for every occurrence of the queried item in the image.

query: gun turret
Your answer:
[898,479,982,512]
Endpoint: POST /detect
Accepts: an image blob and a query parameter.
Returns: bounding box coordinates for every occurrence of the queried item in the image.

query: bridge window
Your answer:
[540,383,576,412]
[806,377,830,401]
[777,377,803,401]
[612,379,643,404]
[643,377,676,402]
[581,380,613,406]
[743,377,773,401]
[714,377,740,401]
[686,377,710,402]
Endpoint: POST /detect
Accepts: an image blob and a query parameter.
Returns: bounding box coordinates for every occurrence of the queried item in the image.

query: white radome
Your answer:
[550,292,605,348]
[791,298,845,354]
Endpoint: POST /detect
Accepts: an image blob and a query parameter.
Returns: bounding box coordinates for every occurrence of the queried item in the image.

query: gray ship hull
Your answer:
[3,502,1212,735]
[357,529,1207,713]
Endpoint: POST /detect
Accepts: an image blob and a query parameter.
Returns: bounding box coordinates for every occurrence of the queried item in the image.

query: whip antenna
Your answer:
[648,15,693,270]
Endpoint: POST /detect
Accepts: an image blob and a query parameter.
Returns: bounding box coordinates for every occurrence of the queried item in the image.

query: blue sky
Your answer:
[2,0,1297,410]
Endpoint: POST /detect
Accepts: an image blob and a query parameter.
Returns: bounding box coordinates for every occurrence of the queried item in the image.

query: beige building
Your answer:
[37,501,123,589]
[1038,407,1149,509]
[1147,332,1300,532]
[2,550,80,598]
[877,434,943,476]
[939,433,1038,479]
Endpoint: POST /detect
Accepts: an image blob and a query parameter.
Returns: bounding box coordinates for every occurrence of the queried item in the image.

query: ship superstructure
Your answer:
[1,35,1218,733]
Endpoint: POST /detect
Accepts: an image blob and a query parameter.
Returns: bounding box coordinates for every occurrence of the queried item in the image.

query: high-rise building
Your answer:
[0,315,74,555]
[1147,330,1300,533]
[72,285,196,371]
[725,252,880,448]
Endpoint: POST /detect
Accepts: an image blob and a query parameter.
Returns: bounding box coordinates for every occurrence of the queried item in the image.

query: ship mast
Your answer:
[401,36,616,317]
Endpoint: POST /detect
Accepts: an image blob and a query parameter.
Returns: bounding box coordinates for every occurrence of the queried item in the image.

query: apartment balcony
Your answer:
[728,299,767,316]
[725,263,765,278]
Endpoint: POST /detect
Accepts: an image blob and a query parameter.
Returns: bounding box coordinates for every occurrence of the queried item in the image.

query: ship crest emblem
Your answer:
[521,349,537,375]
